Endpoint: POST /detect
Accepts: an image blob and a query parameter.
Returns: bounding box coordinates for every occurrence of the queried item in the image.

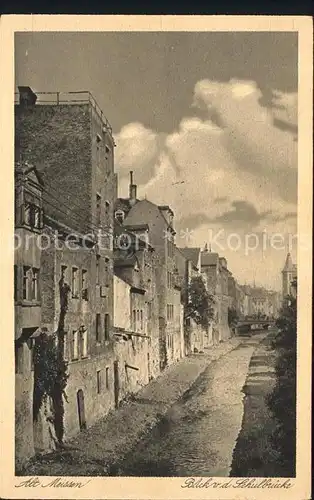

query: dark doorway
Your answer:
[113,361,119,409]
[77,389,86,430]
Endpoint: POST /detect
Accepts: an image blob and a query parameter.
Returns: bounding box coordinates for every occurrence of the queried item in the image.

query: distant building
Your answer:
[239,285,252,317]
[201,248,231,343]
[176,247,210,354]
[282,252,297,299]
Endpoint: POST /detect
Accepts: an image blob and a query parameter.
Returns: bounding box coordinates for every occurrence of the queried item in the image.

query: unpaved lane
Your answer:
[115,333,267,476]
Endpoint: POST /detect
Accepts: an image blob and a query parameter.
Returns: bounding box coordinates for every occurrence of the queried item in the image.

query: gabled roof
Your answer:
[123,198,176,233]
[201,251,219,267]
[178,247,201,269]
[15,162,44,186]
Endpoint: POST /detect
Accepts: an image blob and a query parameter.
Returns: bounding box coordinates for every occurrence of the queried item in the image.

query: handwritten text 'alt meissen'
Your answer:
[15,477,91,488]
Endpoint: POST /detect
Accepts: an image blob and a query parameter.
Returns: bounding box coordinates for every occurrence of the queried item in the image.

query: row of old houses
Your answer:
[14,87,281,470]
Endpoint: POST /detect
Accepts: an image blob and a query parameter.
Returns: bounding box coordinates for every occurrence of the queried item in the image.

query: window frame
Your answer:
[71,267,79,298]
[72,330,79,360]
[104,313,110,341]
[96,313,101,343]
[96,369,102,394]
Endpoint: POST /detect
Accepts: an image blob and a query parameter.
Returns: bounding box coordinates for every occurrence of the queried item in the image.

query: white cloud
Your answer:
[114,122,162,184]
[115,79,298,288]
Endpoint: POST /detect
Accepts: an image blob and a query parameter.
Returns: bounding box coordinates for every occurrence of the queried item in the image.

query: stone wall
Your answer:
[114,336,149,402]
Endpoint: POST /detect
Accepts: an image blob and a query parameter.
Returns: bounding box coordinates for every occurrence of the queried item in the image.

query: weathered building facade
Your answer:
[115,173,183,370]
[201,249,231,343]
[14,162,44,469]
[15,88,117,463]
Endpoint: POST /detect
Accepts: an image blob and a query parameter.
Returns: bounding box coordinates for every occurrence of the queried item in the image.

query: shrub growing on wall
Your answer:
[33,332,69,444]
[33,275,70,444]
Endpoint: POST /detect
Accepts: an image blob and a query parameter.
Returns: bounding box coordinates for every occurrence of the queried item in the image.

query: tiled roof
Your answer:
[178,247,201,268]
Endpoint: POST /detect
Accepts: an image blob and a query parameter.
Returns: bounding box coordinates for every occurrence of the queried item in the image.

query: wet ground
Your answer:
[112,332,269,477]
[231,329,284,477]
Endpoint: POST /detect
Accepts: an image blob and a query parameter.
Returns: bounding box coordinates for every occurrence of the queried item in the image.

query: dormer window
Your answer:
[115,210,125,224]
[23,193,42,230]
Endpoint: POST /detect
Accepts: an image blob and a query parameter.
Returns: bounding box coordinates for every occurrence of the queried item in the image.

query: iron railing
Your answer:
[14,90,112,134]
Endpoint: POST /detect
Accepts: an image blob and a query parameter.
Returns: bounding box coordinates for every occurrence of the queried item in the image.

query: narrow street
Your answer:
[111,331,271,476]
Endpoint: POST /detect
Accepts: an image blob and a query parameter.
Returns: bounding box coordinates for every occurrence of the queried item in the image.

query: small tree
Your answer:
[184,275,214,329]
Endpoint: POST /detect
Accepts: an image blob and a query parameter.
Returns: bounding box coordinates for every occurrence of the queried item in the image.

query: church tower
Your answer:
[282,252,294,298]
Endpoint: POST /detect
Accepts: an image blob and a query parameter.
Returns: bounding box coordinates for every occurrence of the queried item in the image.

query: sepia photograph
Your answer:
[0,14,312,500]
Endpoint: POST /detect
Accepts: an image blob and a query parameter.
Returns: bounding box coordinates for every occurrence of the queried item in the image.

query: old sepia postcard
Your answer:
[0,14,312,500]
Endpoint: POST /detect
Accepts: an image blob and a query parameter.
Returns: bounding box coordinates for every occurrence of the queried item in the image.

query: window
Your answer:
[140,310,143,331]
[81,269,88,300]
[96,370,102,394]
[24,202,41,229]
[105,367,110,389]
[71,267,79,298]
[81,328,88,358]
[31,268,39,300]
[105,200,110,217]
[104,258,110,286]
[23,266,30,300]
[61,265,67,281]
[115,210,125,224]
[14,265,17,301]
[132,310,136,331]
[63,332,68,360]
[96,194,101,226]
[72,330,78,360]
[104,314,110,341]
[96,255,100,285]
[96,313,101,343]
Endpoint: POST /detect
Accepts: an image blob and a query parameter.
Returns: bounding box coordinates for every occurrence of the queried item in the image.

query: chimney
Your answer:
[129,170,137,206]
[204,243,208,253]
[18,86,37,106]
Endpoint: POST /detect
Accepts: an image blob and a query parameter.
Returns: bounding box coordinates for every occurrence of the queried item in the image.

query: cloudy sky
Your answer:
[15,32,298,290]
